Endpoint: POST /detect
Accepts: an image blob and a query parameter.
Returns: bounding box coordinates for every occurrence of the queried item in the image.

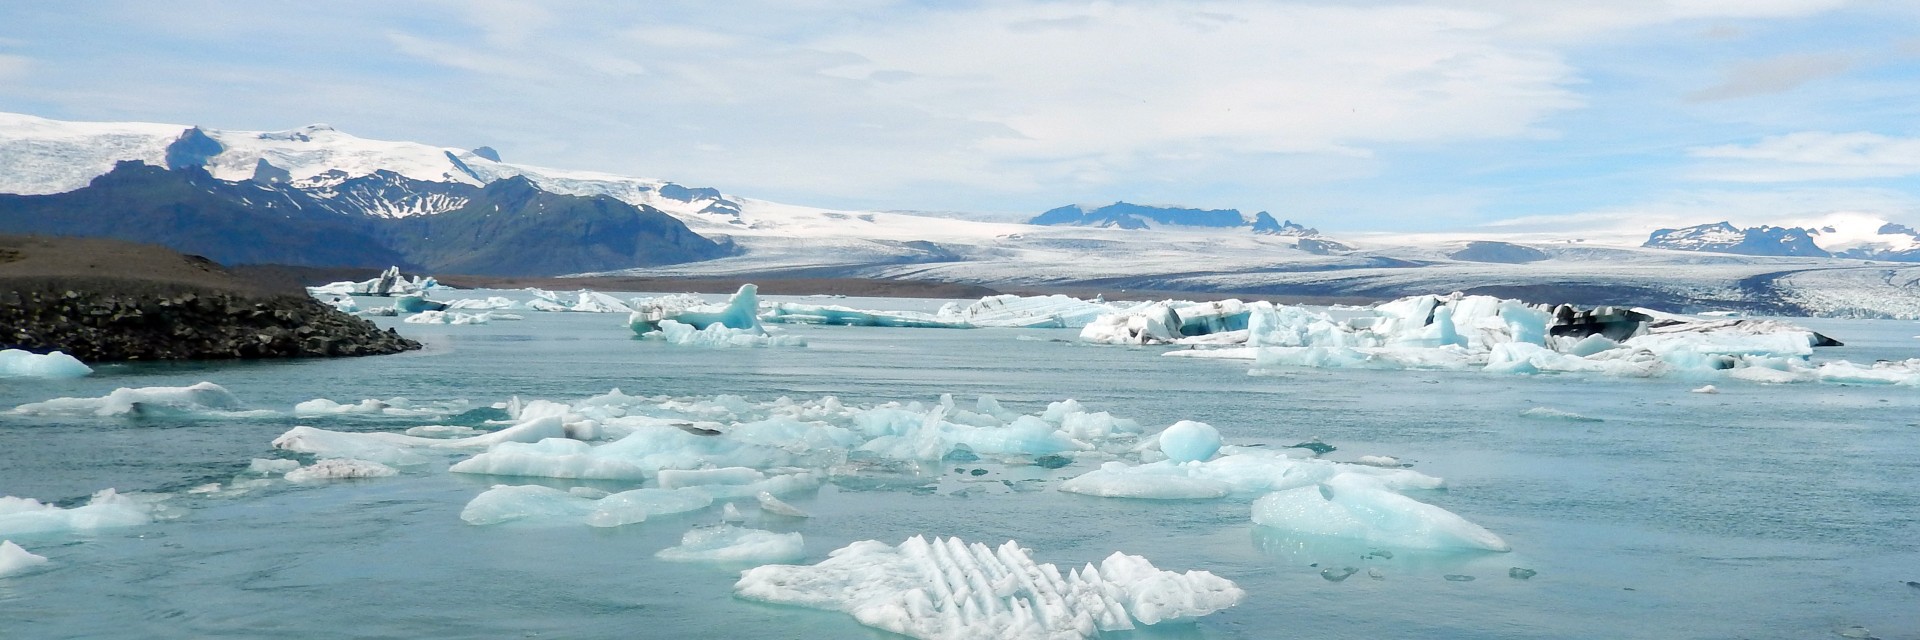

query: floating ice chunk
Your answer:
[936,294,1121,328]
[584,488,714,528]
[404,310,491,324]
[1060,462,1233,499]
[755,491,809,518]
[1518,407,1602,422]
[273,416,568,465]
[0,349,92,379]
[658,467,765,489]
[1079,302,1182,345]
[656,525,805,564]
[722,503,746,522]
[393,292,448,313]
[1158,421,1221,463]
[734,535,1244,639]
[450,438,651,480]
[764,302,969,328]
[643,319,807,348]
[248,458,301,475]
[1691,384,1720,394]
[1353,455,1402,467]
[9,381,245,417]
[1566,334,1620,357]
[0,540,49,577]
[1251,474,1509,552]
[445,296,518,310]
[460,484,712,527]
[283,458,399,482]
[405,425,485,438]
[0,489,155,537]
[308,266,434,297]
[629,284,762,334]
[570,291,633,313]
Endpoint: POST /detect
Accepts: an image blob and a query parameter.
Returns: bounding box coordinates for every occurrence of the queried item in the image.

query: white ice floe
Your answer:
[755,491,810,518]
[444,296,518,310]
[0,489,158,537]
[404,310,493,325]
[459,484,715,527]
[936,294,1124,329]
[1250,474,1510,552]
[763,302,968,328]
[655,525,805,563]
[0,349,92,379]
[1060,448,1443,500]
[271,416,567,466]
[630,285,806,347]
[645,319,807,348]
[307,266,436,298]
[9,382,256,417]
[734,535,1244,640]
[1518,407,1602,422]
[0,540,49,577]
[293,397,464,418]
[283,458,400,482]
[248,458,301,475]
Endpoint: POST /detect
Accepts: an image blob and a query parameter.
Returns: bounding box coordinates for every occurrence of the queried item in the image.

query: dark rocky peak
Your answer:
[164,127,224,170]
[470,146,501,162]
[1251,211,1318,236]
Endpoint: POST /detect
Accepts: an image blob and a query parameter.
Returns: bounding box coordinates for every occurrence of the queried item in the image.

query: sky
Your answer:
[3,0,1920,236]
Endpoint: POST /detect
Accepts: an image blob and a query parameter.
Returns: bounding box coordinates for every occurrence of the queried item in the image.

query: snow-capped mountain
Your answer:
[1643,216,1920,261]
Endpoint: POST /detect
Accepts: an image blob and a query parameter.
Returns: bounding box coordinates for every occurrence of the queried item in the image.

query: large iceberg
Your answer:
[0,349,92,379]
[9,382,254,418]
[734,535,1244,639]
[307,266,438,297]
[629,285,805,347]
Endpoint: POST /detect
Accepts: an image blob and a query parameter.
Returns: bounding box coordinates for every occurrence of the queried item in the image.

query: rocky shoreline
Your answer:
[1,235,419,362]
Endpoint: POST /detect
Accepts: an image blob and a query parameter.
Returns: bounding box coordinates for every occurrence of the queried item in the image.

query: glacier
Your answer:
[0,349,92,379]
[734,535,1244,640]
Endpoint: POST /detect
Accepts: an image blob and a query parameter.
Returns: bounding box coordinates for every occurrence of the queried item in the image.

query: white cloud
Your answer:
[0,54,28,79]
[1690,131,1920,181]
[1686,52,1855,102]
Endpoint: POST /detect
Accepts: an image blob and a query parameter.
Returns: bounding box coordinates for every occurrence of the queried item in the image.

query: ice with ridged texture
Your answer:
[1157,421,1220,463]
[0,540,49,577]
[0,349,92,379]
[8,382,249,417]
[459,484,713,527]
[283,459,399,482]
[655,525,805,563]
[0,489,155,537]
[734,535,1244,640]
[1251,474,1509,551]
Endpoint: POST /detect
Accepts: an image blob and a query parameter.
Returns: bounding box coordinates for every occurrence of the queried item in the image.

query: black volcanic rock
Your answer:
[470,146,501,162]
[1644,222,1830,257]
[1251,211,1319,236]
[1449,241,1549,263]
[164,127,223,170]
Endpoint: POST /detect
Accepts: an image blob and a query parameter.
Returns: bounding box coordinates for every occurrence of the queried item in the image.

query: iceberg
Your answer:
[9,381,247,417]
[458,484,714,526]
[283,458,400,482]
[643,319,807,348]
[445,296,519,310]
[1060,451,1444,500]
[404,310,492,325]
[734,535,1244,639]
[1250,474,1509,552]
[0,540,49,578]
[935,294,1121,329]
[272,416,568,466]
[306,266,438,298]
[0,349,92,379]
[655,525,805,563]
[1157,420,1221,463]
[763,302,969,328]
[0,489,156,537]
[628,284,762,334]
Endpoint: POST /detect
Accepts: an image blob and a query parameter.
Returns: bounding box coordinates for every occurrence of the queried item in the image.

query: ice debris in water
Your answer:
[0,489,159,537]
[763,301,969,329]
[0,349,92,379]
[293,397,462,418]
[272,416,569,466]
[734,535,1244,640]
[1158,420,1221,463]
[1061,447,1442,501]
[283,459,399,482]
[1251,474,1510,552]
[459,484,714,527]
[0,540,49,577]
[1691,385,1720,394]
[8,381,251,417]
[403,310,496,325]
[1518,407,1602,422]
[721,503,746,523]
[248,458,301,475]
[755,491,810,518]
[646,319,807,348]
[655,524,804,564]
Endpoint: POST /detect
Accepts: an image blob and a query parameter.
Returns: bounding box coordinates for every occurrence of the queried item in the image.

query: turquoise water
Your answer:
[3,293,1918,639]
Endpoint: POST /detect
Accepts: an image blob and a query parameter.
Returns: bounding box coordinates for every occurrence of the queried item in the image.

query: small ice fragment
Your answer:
[1691,385,1719,394]
[1321,566,1357,582]
[1354,455,1402,468]
[1368,568,1384,580]
[655,524,804,564]
[755,492,809,518]
[1159,420,1222,463]
[284,459,399,482]
[248,458,300,475]
[0,540,49,577]
[1509,567,1537,580]
[1838,626,1872,639]
[721,503,745,523]
[1034,454,1072,469]
[1444,574,1476,582]
[187,483,221,494]
[1519,407,1602,422]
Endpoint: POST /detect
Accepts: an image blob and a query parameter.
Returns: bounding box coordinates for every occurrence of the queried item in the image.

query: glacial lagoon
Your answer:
[3,291,1918,639]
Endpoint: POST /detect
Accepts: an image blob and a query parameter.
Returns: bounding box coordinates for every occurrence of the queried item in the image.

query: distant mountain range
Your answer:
[1644,220,1920,261]
[1031,202,1320,236]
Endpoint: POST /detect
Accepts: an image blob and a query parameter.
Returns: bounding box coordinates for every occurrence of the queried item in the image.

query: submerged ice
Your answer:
[734,535,1244,640]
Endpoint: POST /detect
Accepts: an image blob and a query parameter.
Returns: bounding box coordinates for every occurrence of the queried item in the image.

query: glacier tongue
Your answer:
[734,535,1244,640]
